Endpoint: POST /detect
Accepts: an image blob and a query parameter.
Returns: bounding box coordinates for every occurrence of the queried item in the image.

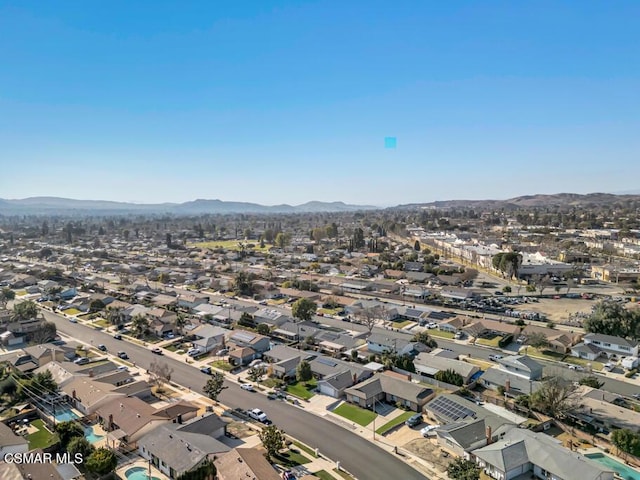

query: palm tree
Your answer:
[105,307,123,326]
[131,314,150,338]
[175,313,187,337]
[11,300,38,321]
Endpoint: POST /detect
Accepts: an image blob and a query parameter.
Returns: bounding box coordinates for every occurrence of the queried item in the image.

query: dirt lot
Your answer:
[514,297,595,322]
[403,438,451,473]
[385,425,423,445]
[225,420,258,439]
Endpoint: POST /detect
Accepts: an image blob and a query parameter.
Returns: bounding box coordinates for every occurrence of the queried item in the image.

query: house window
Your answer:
[620,346,630,351]
[604,343,611,347]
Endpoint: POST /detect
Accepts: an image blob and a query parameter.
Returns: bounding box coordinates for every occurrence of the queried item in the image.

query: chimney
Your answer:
[108,414,113,430]
[72,390,76,399]
[505,380,511,393]
[486,425,492,445]
[177,414,183,424]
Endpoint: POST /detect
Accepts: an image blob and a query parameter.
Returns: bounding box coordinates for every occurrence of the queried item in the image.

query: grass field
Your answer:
[428,329,455,339]
[93,318,110,328]
[292,440,317,458]
[314,471,335,480]
[64,308,81,315]
[210,360,235,372]
[375,411,414,435]
[286,379,317,400]
[334,468,354,479]
[392,320,414,328]
[274,449,311,468]
[476,335,503,347]
[28,419,58,450]
[319,308,341,316]
[333,403,377,427]
[190,240,270,252]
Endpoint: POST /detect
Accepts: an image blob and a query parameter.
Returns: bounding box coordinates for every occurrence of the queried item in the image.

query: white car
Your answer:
[427,322,438,329]
[420,425,440,437]
[240,384,255,392]
[187,348,203,357]
[488,354,504,362]
[248,408,269,423]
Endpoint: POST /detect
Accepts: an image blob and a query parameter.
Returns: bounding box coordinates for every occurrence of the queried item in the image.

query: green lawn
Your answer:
[210,360,234,372]
[164,342,184,352]
[286,379,317,400]
[319,308,341,316]
[375,411,414,435]
[519,347,603,372]
[333,403,377,427]
[333,468,354,479]
[64,308,81,315]
[27,419,58,450]
[15,290,27,296]
[392,320,414,328]
[268,298,288,305]
[428,329,455,339]
[476,335,502,347]
[292,440,317,458]
[314,471,335,480]
[190,240,270,252]
[273,449,311,468]
[93,318,110,328]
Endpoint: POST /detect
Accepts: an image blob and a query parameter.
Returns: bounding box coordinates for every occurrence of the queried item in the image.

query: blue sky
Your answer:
[1,0,639,206]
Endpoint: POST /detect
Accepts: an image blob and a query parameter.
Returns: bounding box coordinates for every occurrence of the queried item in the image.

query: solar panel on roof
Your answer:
[428,396,476,422]
[233,331,256,342]
[316,357,338,367]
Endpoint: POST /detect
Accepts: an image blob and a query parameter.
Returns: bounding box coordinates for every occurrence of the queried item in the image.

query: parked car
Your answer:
[216,348,229,356]
[200,366,212,375]
[632,393,640,400]
[427,322,438,329]
[117,351,128,360]
[454,331,464,339]
[151,347,163,355]
[488,354,504,362]
[69,318,77,323]
[74,357,90,365]
[97,344,107,351]
[405,413,423,427]
[240,383,255,392]
[420,424,440,437]
[248,408,269,423]
[116,365,128,372]
[113,334,122,340]
[188,348,203,357]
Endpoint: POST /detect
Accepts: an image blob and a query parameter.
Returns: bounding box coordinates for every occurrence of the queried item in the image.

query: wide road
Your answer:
[42,310,427,480]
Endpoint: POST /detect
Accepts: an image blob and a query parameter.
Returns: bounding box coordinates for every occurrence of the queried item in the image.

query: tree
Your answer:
[355,305,383,333]
[611,429,640,458]
[296,360,313,383]
[414,240,421,251]
[435,369,464,387]
[526,332,550,350]
[233,271,255,297]
[247,366,266,383]
[292,298,317,322]
[67,436,95,459]
[203,372,226,401]
[532,274,551,296]
[89,299,105,313]
[237,312,256,328]
[412,331,438,349]
[30,321,57,344]
[583,300,640,339]
[131,314,150,338]
[0,287,16,307]
[55,421,84,449]
[446,457,481,480]
[105,306,123,326]
[11,300,38,321]
[275,232,291,249]
[491,252,522,280]
[502,286,512,293]
[86,447,118,475]
[256,323,270,335]
[530,376,577,418]
[259,425,285,460]
[149,360,174,390]
[579,375,605,389]
[459,268,479,284]
[175,312,187,336]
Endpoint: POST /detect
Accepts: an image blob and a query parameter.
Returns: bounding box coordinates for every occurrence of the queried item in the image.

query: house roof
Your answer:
[481,368,543,395]
[584,333,638,348]
[345,373,433,403]
[139,423,229,476]
[0,422,28,447]
[95,396,162,436]
[472,428,614,480]
[216,448,281,480]
[414,353,479,379]
[571,342,602,355]
[320,370,355,391]
[60,377,124,409]
[497,355,542,374]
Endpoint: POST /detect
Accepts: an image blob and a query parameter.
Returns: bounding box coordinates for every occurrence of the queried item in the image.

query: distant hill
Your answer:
[396,192,640,210]
[0,197,378,215]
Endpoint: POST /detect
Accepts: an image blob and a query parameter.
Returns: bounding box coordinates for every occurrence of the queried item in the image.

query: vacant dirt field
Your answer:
[225,420,257,439]
[514,297,595,322]
[403,438,451,473]
[385,424,423,445]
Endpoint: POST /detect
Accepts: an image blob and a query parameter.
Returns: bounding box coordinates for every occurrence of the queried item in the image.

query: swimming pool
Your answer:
[124,466,161,480]
[586,453,640,480]
[52,408,80,423]
[84,426,104,444]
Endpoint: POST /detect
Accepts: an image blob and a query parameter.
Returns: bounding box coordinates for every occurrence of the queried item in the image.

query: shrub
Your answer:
[498,335,514,348]
[625,369,638,378]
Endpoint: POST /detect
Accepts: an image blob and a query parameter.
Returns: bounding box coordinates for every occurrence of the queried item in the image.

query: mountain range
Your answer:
[1,192,639,216]
[0,197,378,215]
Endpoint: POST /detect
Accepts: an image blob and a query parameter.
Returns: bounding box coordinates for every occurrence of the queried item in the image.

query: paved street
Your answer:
[42,310,427,480]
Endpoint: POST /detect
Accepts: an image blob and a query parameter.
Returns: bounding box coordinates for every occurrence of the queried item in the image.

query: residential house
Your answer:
[440,288,477,301]
[177,293,209,311]
[344,371,435,412]
[317,370,357,398]
[96,396,198,446]
[521,325,580,354]
[121,304,150,322]
[413,352,480,385]
[309,356,371,385]
[252,308,291,328]
[571,333,639,360]
[138,413,229,479]
[425,394,517,456]
[228,330,271,354]
[190,325,226,354]
[471,428,614,480]
[215,448,282,480]
[366,333,429,357]
[480,355,544,396]
[147,307,178,336]
[438,316,468,334]
[23,343,76,367]
[463,319,521,340]
[568,385,640,433]
[0,422,28,456]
